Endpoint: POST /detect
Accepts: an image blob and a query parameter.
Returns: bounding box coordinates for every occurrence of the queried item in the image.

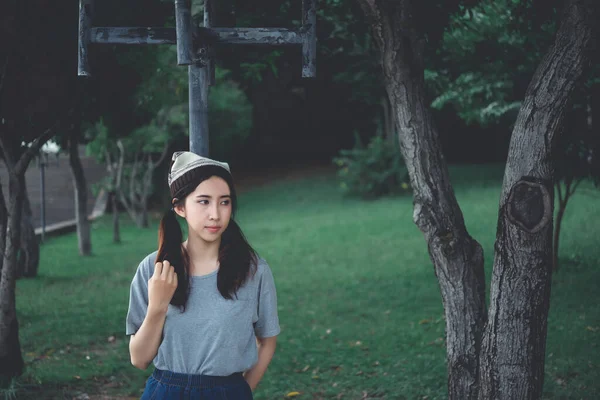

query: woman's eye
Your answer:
[221,200,231,205]
[198,200,209,205]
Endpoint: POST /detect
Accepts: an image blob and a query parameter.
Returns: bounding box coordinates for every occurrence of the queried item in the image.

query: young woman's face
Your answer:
[175,176,233,243]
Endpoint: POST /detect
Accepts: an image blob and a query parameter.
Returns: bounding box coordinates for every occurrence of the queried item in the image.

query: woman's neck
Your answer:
[184,234,221,274]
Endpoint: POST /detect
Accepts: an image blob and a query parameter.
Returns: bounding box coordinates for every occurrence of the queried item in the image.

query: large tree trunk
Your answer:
[479,3,592,398]
[69,136,92,256]
[357,1,487,398]
[16,182,39,278]
[358,0,593,399]
[0,175,25,378]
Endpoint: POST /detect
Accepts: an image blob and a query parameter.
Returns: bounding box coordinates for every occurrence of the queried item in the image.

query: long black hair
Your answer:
[156,165,257,311]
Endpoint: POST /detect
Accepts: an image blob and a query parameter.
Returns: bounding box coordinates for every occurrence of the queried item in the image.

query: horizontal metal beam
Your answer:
[90,27,303,46]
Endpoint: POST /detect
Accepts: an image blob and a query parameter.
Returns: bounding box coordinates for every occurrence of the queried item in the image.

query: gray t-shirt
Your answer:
[126,251,280,376]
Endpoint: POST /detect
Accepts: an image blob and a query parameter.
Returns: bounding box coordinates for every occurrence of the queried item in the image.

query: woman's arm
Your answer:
[244,336,277,391]
[129,308,167,369]
[129,261,178,370]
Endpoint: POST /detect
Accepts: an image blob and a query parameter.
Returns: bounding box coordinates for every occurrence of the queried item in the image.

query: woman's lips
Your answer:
[205,226,221,233]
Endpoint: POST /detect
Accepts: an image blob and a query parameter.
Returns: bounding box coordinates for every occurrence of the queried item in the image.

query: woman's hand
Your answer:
[148,260,178,314]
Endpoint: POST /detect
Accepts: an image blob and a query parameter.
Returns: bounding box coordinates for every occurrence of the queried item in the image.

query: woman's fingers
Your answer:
[161,260,171,279]
[154,262,163,277]
[168,266,176,285]
[154,260,177,286]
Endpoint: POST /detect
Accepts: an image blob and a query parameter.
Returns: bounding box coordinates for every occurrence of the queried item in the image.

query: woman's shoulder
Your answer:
[253,255,275,279]
[136,250,159,276]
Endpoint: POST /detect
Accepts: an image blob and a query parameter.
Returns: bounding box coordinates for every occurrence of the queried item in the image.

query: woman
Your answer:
[126,151,280,399]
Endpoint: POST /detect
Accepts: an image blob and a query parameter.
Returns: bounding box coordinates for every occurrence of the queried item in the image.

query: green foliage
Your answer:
[426,0,556,126]
[240,50,282,83]
[133,45,253,160]
[333,132,409,199]
[429,71,521,125]
[84,119,112,164]
[207,70,253,160]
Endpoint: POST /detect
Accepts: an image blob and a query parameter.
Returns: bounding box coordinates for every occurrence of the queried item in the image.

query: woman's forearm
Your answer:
[244,336,277,391]
[129,307,167,369]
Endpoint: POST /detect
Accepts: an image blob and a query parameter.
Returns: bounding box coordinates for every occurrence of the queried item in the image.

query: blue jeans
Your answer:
[141,368,253,399]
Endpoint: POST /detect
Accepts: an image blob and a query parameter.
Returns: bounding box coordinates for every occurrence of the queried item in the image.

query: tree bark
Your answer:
[0,176,25,379]
[479,2,592,398]
[69,136,92,256]
[357,1,487,398]
[16,183,39,278]
[358,0,593,399]
[0,179,7,281]
[0,126,55,379]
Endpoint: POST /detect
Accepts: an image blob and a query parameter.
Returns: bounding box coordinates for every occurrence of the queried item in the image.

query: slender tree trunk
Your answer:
[140,202,149,228]
[552,178,581,272]
[17,182,39,278]
[0,174,24,378]
[357,2,487,398]
[111,192,121,244]
[479,2,592,398]
[69,137,92,256]
[553,183,568,271]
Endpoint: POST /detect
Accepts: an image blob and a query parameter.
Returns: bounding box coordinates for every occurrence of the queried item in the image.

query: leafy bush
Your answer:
[333,132,410,199]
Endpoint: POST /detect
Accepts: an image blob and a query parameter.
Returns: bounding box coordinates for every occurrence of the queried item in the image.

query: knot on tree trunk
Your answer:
[507,178,552,234]
[436,229,460,257]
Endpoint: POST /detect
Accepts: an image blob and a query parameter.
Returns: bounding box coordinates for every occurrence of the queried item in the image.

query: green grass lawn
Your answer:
[9,164,600,399]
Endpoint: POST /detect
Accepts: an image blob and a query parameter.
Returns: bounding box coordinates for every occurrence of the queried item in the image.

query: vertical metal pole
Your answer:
[174,0,193,65]
[189,67,209,156]
[205,0,216,86]
[78,0,93,76]
[188,0,211,156]
[40,157,46,242]
[302,0,317,78]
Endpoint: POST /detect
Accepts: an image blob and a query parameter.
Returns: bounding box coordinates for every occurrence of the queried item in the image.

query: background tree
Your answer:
[356,0,595,399]
[427,0,600,271]
[0,0,78,380]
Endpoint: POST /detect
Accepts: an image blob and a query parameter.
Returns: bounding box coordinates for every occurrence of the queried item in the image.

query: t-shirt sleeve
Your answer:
[254,261,281,338]
[126,255,153,336]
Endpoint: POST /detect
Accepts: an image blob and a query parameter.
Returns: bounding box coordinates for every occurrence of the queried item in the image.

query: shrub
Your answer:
[333,132,410,199]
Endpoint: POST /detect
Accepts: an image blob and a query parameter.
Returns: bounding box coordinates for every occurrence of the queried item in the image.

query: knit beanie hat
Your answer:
[168,151,231,198]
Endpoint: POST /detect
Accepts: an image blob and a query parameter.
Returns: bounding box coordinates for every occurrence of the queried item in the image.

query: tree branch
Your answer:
[153,141,170,169]
[15,124,57,175]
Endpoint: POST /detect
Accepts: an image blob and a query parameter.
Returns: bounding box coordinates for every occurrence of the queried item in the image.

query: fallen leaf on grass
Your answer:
[286,392,301,397]
[585,326,598,332]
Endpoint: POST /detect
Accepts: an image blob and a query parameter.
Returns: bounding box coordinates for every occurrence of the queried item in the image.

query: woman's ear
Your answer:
[173,199,186,218]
